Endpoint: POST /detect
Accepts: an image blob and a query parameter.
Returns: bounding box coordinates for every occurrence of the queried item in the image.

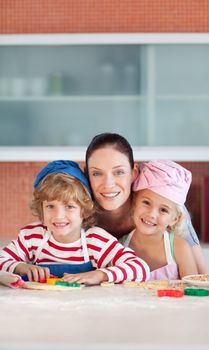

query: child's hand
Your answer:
[63,270,108,286]
[14,263,50,282]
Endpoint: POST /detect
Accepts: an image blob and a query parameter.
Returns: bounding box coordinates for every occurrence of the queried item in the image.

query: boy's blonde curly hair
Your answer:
[30,173,95,230]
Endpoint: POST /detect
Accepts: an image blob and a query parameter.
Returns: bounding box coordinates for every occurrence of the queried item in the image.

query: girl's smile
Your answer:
[133,189,178,236]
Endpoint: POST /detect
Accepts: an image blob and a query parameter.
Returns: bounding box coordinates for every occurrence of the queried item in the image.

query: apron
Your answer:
[149,231,179,281]
[22,229,94,281]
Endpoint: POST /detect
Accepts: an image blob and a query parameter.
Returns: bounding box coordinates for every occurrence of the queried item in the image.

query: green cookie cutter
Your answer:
[184,288,209,296]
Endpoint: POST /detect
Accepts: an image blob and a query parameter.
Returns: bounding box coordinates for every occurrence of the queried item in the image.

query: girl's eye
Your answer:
[160,208,169,214]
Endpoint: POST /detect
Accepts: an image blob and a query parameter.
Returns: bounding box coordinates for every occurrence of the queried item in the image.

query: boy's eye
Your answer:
[142,200,150,206]
[46,204,54,209]
[66,204,76,209]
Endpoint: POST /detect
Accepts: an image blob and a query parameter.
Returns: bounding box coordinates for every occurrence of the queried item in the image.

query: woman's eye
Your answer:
[91,171,101,177]
[115,170,125,175]
[142,200,150,206]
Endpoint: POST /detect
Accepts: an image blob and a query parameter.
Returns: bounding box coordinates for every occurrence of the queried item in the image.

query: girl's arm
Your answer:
[174,236,198,279]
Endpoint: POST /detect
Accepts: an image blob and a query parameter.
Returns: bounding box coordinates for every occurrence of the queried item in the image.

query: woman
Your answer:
[85,132,208,274]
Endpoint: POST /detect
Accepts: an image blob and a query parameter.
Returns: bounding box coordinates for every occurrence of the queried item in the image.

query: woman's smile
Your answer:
[88,147,135,211]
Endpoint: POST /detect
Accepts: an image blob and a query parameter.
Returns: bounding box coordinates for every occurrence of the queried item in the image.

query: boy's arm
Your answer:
[86,228,150,283]
[0,229,32,273]
[63,243,150,285]
[14,262,50,282]
[63,270,108,285]
[0,240,25,273]
[0,231,50,282]
[174,236,198,278]
[98,244,150,283]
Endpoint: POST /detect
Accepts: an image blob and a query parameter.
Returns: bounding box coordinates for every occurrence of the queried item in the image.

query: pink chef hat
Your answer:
[133,160,192,206]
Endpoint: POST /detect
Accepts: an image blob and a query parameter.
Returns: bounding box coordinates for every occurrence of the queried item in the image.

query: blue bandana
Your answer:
[34,160,91,195]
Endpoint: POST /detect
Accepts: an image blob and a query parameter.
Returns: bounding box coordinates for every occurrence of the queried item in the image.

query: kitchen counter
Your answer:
[0,146,209,162]
[0,283,208,350]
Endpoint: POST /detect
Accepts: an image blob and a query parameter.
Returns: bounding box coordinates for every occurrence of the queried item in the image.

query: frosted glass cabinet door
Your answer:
[0,43,209,146]
[0,45,144,146]
[153,45,209,146]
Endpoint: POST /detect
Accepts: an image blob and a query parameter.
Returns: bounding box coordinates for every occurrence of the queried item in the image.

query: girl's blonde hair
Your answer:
[167,205,190,239]
[30,173,95,230]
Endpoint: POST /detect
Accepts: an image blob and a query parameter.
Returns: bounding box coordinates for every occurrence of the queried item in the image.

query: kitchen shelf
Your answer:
[156,95,209,100]
[0,146,209,162]
[2,94,209,101]
[0,95,145,102]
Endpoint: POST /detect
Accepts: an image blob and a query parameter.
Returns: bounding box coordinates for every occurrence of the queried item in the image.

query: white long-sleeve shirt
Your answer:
[0,222,150,283]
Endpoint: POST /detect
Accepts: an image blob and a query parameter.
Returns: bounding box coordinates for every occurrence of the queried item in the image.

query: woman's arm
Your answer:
[183,206,208,273]
[191,245,209,274]
[174,236,198,278]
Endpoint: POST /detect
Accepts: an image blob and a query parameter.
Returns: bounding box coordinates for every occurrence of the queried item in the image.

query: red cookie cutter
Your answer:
[157,289,184,298]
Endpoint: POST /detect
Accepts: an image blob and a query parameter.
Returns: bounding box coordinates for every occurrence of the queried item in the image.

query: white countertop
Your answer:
[0,146,209,162]
[0,283,209,350]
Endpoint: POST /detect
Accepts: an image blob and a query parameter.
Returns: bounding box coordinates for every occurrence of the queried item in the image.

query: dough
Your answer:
[22,281,84,291]
[137,280,187,290]
[123,281,140,287]
[138,280,171,290]
[100,282,115,287]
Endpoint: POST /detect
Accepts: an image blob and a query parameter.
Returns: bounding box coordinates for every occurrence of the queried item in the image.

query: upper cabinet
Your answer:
[0,34,209,146]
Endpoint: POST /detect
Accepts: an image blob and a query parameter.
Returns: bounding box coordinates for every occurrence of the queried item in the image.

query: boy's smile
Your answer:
[43,199,83,243]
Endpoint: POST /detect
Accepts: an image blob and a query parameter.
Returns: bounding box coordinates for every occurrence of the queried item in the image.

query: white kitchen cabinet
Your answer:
[0,34,209,147]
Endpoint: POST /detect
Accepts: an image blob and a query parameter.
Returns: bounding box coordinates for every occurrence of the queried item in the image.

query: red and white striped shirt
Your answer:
[0,222,150,283]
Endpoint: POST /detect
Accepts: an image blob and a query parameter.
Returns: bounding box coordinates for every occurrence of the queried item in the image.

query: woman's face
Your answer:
[87,147,137,211]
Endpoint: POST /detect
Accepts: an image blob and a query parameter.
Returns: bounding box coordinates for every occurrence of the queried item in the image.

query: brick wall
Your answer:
[0,0,209,34]
[0,161,208,241]
[0,2,208,241]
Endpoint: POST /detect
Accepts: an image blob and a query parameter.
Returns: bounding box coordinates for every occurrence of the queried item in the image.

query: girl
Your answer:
[0,160,150,285]
[85,132,208,273]
[123,160,198,279]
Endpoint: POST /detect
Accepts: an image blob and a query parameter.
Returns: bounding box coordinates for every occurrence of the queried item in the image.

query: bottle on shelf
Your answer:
[100,62,117,95]
[122,63,138,95]
[49,73,64,96]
